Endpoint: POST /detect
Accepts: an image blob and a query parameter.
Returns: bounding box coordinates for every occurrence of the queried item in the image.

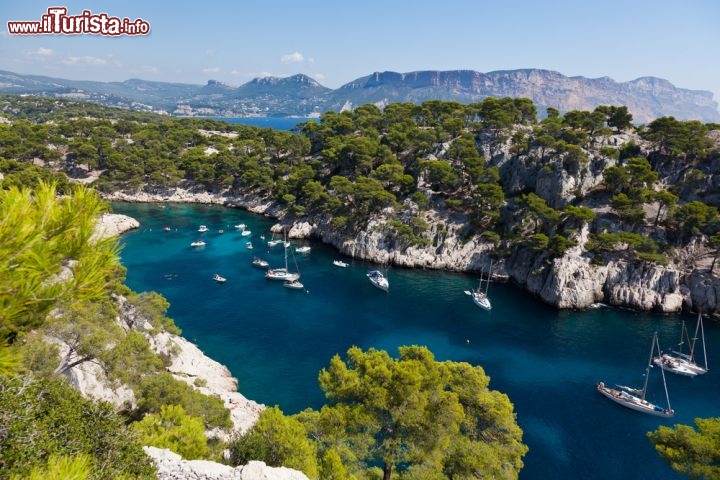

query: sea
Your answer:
[112,201,720,480]
[210,117,317,130]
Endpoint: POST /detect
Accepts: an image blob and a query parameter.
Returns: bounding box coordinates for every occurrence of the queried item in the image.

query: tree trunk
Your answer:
[382,462,393,480]
[654,203,663,226]
[711,254,717,273]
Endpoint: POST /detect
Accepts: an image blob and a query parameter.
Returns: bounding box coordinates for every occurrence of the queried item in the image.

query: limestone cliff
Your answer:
[145,447,310,480]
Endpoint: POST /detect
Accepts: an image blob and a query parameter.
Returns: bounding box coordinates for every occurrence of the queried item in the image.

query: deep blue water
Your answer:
[210,117,317,130]
[112,202,720,480]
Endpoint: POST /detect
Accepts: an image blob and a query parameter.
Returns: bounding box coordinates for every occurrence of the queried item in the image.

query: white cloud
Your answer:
[202,67,221,73]
[280,51,304,64]
[141,65,159,75]
[63,55,106,65]
[35,47,53,57]
[313,73,326,82]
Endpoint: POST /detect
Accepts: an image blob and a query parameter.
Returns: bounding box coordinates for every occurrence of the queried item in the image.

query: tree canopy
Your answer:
[231,346,527,480]
[648,417,720,480]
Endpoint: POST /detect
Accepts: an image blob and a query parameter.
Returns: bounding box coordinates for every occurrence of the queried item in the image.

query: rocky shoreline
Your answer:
[103,186,720,316]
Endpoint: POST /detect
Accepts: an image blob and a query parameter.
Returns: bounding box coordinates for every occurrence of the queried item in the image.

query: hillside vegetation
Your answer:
[2,95,719,284]
[2,95,720,477]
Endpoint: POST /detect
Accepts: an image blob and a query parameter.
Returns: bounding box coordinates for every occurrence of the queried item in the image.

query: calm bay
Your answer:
[113,201,720,479]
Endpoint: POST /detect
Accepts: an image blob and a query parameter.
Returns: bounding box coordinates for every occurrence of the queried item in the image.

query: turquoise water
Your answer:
[113,202,720,480]
[211,117,316,130]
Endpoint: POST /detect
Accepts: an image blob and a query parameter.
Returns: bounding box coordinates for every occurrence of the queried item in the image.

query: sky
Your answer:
[1,0,719,102]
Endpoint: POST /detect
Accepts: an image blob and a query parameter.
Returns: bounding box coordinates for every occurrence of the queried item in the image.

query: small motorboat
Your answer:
[283,279,304,290]
[296,246,311,254]
[198,225,208,232]
[190,240,206,247]
[241,230,252,237]
[333,260,349,268]
[213,273,227,283]
[234,223,246,230]
[367,270,389,291]
[163,226,171,232]
[246,242,253,249]
[252,257,269,269]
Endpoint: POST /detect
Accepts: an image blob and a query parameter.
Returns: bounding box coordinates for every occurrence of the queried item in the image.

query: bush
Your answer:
[0,375,155,479]
[229,406,318,478]
[132,405,209,460]
[135,372,232,429]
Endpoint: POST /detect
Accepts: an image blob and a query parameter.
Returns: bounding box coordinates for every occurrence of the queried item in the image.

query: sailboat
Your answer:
[464,262,492,310]
[655,312,708,376]
[265,231,300,281]
[597,332,674,418]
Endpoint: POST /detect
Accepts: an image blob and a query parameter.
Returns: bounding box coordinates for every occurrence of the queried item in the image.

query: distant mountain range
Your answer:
[1,68,718,123]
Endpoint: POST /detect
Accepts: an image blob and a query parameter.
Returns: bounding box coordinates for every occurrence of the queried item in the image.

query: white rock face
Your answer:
[93,213,140,240]
[145,447,310,480]
[102,188,719,314]
[56,340,136,409]
[149,332,265,438]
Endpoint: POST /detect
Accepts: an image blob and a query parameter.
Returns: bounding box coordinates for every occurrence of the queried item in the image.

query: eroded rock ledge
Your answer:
[145,447,310,480]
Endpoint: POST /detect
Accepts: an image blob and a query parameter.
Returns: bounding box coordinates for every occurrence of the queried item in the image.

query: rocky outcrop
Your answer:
[145,447,310,480]
[55,340,136,409]
[60,293,263,441]
[93,212,140,240]
[148,332,264,438]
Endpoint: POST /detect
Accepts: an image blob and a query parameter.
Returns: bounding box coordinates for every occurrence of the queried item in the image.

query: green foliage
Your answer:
[230,406,319,478]
[673,201,718,238]
[0,182,119,366]
[0,159,72,193]
[0,341,23,376]
[132,405,209,460]
[389,217,431,249]
[643,116,714,159]
[102,330,164,386]
[308,345,527,480]
[527,233,549,251]
[648,417,720,480]
[594,105,633,132]
[522,193,561,233]
[549,234,574,257]
[585,232,665,264]
[480,230,502,245]
[135,372,232,430]
[0,375,155,479]
[9,454,93,480]
[127,291,181,334]
[564,204,596,225]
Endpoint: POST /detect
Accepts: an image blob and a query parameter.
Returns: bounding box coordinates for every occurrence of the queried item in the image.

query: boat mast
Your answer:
[655,333,672,412]
[677,321,687,355]
[641,333,656,401]
[283,229,289,271]
[484,260,492,295]
[696,311,709,370]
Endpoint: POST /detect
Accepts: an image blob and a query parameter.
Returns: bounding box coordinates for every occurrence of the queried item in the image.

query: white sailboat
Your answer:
[464,262,492,310]
[655,312,708,376]
[597,332,674,418]
[266,231,300,281]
